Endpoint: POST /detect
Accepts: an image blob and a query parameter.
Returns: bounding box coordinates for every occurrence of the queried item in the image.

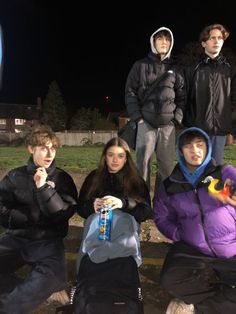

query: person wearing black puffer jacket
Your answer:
[76,137,152,223]
[0,126,78,314]
[125,26,186,193]
[73,137,152,314]
[183,23,236,165]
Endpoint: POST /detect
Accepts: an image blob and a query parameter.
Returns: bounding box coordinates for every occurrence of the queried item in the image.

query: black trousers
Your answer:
[0,233,67,314]
[161,242,236,314]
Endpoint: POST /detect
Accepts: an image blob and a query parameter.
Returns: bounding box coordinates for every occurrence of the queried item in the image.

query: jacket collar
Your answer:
[166,159,220,194]
[201,53,227,65]
[27,156,56,178]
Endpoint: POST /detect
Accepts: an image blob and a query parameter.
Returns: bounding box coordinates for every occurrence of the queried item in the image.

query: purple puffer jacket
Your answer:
[153,163,236,258]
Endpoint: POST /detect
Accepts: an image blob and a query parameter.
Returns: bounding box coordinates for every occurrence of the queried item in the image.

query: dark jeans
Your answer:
[161,242,236,314]
[0,233,67,314]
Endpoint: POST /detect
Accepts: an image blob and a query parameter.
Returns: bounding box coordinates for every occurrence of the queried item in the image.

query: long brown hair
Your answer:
[87,137,145,200]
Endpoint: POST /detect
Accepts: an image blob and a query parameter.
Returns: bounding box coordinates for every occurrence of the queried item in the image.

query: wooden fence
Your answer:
[0,130,118,146]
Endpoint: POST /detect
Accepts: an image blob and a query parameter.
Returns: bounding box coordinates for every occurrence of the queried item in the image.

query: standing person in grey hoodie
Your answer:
[125,26,186,193]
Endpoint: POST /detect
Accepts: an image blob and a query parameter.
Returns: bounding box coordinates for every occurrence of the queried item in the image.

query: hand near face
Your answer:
[34,167,48,188]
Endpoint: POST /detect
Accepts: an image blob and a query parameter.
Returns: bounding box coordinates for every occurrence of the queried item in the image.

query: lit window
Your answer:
[0,119,6,125]
[15,119,26,125]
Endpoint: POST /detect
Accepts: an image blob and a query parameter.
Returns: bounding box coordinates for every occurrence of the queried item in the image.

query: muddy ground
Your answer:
[0,172,173,314]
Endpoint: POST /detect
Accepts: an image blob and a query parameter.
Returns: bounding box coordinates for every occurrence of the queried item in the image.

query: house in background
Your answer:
[0,98,41,132]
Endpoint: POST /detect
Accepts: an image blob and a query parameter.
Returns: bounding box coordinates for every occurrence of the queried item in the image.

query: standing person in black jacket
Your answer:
[125,26,186,192]
[183,23,236,165]
[73,137,152,313]
[0,126,78,313]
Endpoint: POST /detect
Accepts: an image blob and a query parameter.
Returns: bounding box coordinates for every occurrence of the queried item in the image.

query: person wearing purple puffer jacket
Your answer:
[153,127,236,314]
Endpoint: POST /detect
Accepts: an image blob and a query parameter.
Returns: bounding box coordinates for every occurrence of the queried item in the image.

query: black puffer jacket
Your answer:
[125,52,186,128]
[0,157,78,239]
[77,169,152,224]
[183,54,236,135]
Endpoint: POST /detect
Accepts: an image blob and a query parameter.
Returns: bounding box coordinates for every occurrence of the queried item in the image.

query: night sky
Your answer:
[0,0,235,115]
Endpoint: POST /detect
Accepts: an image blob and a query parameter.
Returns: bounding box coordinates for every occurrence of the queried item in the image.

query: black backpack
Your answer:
[73,255,144,314]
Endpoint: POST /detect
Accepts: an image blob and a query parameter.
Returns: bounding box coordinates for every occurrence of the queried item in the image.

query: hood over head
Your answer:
[150,26,174,60]
[176,127,212,187]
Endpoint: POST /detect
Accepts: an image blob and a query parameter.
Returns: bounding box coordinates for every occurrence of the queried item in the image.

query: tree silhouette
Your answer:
[40,81,67,131]
[70,107,116,130]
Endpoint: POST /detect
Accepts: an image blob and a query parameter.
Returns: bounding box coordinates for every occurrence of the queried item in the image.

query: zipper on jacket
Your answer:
[194,188,217,257]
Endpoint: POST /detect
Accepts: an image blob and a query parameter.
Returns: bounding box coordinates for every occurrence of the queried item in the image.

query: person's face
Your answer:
[28,141,56,168]
[154,35,171,56]
[201,29,224,57]
[105,145,127,173]
[181,137,207,172]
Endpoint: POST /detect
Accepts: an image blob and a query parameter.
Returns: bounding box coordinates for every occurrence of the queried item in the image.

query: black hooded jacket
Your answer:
[125,26,186,128]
